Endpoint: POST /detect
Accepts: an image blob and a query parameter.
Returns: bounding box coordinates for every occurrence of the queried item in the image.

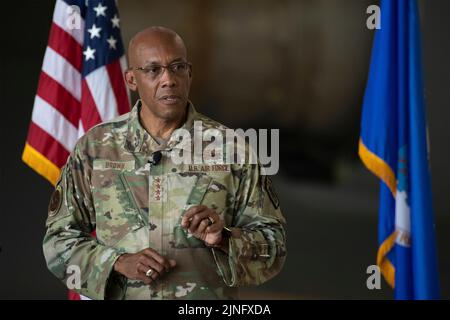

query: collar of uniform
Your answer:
[124,99,198,154]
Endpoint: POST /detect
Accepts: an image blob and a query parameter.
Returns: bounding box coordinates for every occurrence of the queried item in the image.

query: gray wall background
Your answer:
[0,0,448,299]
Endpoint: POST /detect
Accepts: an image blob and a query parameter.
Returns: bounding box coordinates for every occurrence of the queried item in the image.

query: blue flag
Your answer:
[359,0,440,299]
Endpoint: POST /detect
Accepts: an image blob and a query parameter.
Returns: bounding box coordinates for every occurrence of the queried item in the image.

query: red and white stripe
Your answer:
[25,0,130,172]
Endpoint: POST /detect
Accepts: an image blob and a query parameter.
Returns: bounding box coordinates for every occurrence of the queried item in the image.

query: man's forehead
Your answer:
[131,40,187,65]
[143,57,186,65]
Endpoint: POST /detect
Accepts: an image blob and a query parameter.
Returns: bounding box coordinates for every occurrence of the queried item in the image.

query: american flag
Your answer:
[22,0,130,186]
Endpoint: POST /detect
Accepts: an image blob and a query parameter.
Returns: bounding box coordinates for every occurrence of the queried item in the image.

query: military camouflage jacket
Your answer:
[43,100,286,300]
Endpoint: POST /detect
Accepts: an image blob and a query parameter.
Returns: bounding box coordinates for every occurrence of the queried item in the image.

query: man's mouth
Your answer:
[159,95,181,104]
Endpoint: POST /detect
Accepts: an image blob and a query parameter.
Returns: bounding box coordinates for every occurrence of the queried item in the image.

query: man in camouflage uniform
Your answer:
[43,26,286,300]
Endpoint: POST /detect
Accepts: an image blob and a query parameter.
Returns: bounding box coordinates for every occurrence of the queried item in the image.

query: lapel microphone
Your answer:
[149,151,162,166]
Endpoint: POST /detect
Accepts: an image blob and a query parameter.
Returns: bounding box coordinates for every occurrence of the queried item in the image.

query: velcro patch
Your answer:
[93,160,135,171]
[187,164,230,172]
[48,185,62,217]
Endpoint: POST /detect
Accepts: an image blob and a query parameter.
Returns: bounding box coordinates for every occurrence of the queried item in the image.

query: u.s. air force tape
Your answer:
[48,185,63,217]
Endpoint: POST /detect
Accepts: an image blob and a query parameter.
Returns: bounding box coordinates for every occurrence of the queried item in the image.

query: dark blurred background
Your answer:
[0,0,448,299]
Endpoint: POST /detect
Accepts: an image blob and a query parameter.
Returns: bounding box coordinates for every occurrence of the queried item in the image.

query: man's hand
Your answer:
[113,248,176,285]
[181,205,225,247]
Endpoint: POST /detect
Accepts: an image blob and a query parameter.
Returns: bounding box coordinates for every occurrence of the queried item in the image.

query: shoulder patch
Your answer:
[48,185,63,217]
[264,176,280,209]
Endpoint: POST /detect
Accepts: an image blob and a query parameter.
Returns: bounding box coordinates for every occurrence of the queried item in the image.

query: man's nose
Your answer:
[160,68,177,88]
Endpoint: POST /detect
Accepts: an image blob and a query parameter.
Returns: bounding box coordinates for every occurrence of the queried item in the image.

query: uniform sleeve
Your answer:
[212,164,287,286]
[42,146,126,300]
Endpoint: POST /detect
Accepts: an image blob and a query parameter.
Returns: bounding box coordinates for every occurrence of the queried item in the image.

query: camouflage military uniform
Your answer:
[43,100,287,300]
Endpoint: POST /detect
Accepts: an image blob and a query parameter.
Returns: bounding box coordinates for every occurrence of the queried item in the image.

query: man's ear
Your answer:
[188,64,193,79]
[124,70,137,91]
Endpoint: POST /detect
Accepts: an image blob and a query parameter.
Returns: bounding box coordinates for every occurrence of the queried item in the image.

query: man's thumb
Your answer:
[169,259,177,267]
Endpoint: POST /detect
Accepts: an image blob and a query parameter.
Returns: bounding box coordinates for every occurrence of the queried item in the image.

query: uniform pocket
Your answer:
[170,173,233,249]
[91,164,145,246]
[170,174,213,248]
[184,174,213,207]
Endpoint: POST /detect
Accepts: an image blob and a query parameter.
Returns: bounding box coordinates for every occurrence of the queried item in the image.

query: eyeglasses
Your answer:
[130,62,191,80]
